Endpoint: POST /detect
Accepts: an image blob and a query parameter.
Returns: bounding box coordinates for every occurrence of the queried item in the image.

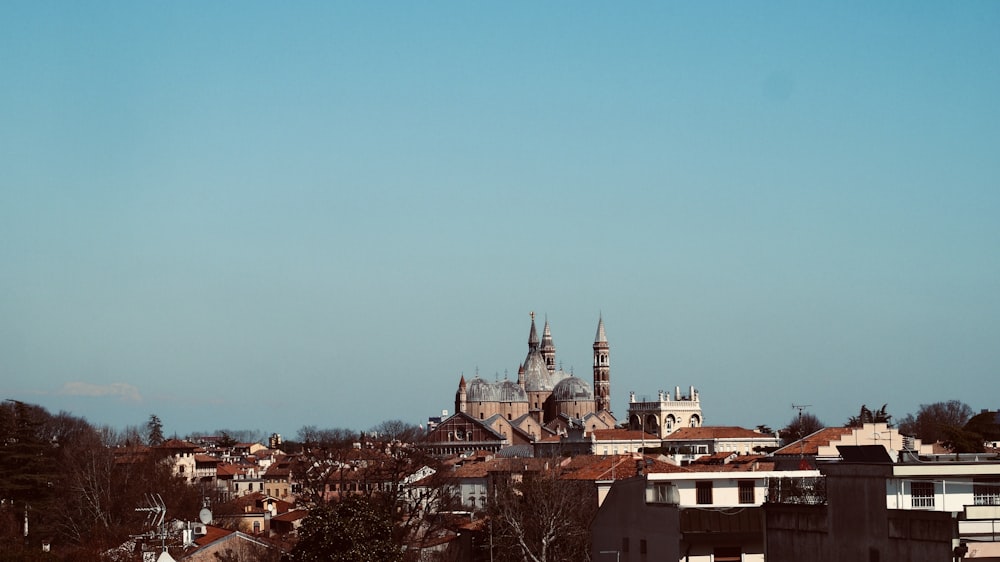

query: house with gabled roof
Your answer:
[178,525,282,561]
[561,453,687,506]
[774,423,935,469]
[421,411,508,457]
[482,412,541,446]
[155,439,203,483]
[661,426,781,465]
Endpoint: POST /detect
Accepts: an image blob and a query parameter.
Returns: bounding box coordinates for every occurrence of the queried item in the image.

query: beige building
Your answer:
[455,314,615,425]
[627,386,703,438]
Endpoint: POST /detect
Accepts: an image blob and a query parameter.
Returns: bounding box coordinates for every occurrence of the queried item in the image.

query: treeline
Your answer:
[0,400,202,561]
[776,400,1000,452]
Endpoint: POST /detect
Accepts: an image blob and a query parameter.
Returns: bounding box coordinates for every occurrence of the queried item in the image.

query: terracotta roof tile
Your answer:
[590,429,656,441]
[773,427,853,456]
[194,526,234,547]
[560,454,688,480]
[665,426,772,440]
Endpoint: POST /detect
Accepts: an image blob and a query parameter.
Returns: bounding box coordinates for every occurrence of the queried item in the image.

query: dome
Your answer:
[465,377,499,402]
[497,380,528,402]
[552,376,593,402]
[523,351,566,391]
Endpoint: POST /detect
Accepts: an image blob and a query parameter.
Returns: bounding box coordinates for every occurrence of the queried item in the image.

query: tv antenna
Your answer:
[791,404,813,467]
[135,493,168,554]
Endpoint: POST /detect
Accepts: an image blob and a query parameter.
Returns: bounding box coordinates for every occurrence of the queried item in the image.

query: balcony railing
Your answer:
[766,477,827,505]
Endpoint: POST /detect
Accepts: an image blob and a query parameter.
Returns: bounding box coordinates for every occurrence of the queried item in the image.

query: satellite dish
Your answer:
[198,508,213,525]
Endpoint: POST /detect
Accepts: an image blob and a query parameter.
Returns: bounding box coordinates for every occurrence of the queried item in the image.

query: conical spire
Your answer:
[594,314,607,343]
[528,311,540,351]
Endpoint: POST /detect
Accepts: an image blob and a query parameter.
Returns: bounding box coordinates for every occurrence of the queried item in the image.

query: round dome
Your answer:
[497,380,528,402]
[465,377,499,402]
[552,376,593,402]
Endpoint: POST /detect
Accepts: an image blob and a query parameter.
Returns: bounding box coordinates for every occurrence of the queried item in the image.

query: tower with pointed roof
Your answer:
[593,315,611,412]
[451,312,616,429]
[455,375,467,414]
[541,318,556,373]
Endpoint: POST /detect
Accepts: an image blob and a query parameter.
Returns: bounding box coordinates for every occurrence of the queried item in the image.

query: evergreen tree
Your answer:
[146,414,165,446]
[287,496,402,562]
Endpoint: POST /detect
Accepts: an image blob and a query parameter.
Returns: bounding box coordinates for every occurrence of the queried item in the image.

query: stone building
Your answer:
[455,313,614,425]
[627,386,703,438]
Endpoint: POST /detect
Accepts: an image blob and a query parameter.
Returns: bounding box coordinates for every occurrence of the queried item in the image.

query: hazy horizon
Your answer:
[3,2,999,439]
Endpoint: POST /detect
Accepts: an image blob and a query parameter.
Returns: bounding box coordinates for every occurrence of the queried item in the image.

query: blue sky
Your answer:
[2,2,998,439]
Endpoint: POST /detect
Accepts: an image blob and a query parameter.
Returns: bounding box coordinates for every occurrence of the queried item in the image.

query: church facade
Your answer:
[455,313,614,425]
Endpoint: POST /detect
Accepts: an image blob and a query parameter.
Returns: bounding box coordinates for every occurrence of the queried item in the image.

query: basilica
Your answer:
[455,313,614,425]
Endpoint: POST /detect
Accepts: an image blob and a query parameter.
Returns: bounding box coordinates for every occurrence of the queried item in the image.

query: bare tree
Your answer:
[898,400,975,445]
[489,468,595,562]
[780,412,824,443]
[370,419,422,443]
[296,425,359,448]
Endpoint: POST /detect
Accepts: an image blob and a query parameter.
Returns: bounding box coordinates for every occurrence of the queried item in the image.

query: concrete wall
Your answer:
[591,478,680,562]
[765,464,955,562]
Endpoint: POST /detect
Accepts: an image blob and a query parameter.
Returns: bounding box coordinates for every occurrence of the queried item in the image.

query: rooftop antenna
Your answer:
[792,404,812,468]
[135,493,168,554]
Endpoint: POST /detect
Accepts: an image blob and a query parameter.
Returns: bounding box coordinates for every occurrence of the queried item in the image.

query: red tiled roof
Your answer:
[449,462,491,479]
[194,526,234,547]
[561,454,688,481]
[157,438,200,449]
[271,509,308,523]
[773,427,853,456]
[687,454,773,472]
[665,426,771,440]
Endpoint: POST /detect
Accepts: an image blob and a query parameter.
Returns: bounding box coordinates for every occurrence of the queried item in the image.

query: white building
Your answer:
[888,458,1000,557]
[627,386,702,438]
[592,460,820,562]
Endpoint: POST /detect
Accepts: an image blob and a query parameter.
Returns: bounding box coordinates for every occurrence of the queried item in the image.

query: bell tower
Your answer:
[541,317,556,373]
[593,315,610,412]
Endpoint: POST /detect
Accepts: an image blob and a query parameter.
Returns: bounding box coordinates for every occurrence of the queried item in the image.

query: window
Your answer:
[738,480,755,504]
[640,539,647,554]
[911,481,935,508]
[714,547,742,562]
[696,481,713,505]
[974,481,1000,506]
[621,537,629,553]
[646,482,677,504]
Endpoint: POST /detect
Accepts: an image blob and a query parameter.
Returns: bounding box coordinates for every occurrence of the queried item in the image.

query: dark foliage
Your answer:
[286,496,402,562]
[779,412,824,443]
